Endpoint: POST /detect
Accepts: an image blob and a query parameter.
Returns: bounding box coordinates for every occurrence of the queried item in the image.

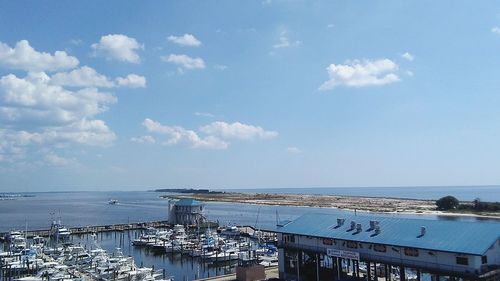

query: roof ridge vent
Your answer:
[355,223,362,233]
[350,221,356,231]
[369,220,379,230]
[418,226,426,238]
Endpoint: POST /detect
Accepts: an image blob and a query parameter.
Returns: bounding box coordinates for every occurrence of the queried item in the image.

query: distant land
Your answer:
[152,188,223,194]
[161,191,500,218]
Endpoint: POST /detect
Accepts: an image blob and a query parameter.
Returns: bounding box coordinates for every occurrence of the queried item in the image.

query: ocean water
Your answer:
[222,185,500,201]
[0,190,496,233]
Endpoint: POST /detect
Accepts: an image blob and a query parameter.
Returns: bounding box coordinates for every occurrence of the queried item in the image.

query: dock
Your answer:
[0,220,171,241]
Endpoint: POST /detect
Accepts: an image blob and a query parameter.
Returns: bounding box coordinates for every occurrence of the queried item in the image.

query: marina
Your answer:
[0,219,278,281]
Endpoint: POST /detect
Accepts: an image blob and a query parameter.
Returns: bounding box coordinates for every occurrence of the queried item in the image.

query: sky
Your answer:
[1,1,500,191]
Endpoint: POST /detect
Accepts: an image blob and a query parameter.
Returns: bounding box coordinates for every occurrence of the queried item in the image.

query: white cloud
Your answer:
[138,119,278,149]
[287,146,301,154]
[130,135,156,144]
[0,40,79,72]
[115,74,146,88]
[200,121,278,140]
[0,72,117,162]
[51,66,146,88]
[168,34,201,47]
[91,34,143,64]
[142,118,228,149]
[319,59,400,90]
[273,31,301,49]
[401,52,414,62]
[492,27,500,35]
[44,152,74,166]
[327,24,335,29]
[162,54,205,71]
[406,70,414,77]
[51,66,115,88]
[194,112,215,118]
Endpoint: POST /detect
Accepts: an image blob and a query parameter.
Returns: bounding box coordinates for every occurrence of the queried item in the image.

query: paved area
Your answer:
[195,266,279,281]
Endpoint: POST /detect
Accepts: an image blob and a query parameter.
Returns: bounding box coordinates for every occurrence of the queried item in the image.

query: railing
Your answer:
[278,241,480,277]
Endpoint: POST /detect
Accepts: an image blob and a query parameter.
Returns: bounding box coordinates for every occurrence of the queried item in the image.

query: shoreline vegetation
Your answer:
[155,189,500,219]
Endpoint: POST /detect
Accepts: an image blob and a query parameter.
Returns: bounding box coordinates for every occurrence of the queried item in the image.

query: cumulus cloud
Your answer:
[130,135,156,144]
[51,66,146,88]
[401,52,414,61]
[319,59,400,90]
[162,54,205,71]
[51,66,115,88]
[142,118,228,149]
[0,40,79,72]
[200,121,278,140]
[0,72,117,162]
[135,119,278,149]
[91,34,143,63]
[273,31,301,49]
[115,74,146,88]
[492,27,500,35]
[168,34,201,47]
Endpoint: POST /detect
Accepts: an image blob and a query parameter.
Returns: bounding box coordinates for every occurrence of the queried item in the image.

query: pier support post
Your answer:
[400,266,406,281]
[367,262,371,281]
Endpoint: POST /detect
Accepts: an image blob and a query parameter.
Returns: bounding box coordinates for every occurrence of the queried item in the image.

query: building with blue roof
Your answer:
[271,212,500,281]
[167,198,205,225]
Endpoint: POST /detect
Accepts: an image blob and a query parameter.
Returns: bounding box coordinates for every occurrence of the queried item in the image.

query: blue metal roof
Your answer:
[175,198,202,206]
[271,213,500,255]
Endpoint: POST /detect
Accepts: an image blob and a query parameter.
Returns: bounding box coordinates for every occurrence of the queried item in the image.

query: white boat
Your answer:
[108,199,118,205]
[50,219,71,241]
[220,226,240,237]
[11,236,27,252]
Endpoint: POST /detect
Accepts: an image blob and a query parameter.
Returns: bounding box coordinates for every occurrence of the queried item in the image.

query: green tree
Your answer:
[436,196,459,210]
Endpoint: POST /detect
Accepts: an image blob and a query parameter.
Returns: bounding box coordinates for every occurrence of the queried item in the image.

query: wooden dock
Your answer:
[0,220,171,241]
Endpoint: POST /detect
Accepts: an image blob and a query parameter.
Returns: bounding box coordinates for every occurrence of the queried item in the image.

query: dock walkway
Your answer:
[0,220,170,240]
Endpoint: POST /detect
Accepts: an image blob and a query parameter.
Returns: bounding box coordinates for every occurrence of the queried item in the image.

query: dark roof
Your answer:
[271,212,500,255]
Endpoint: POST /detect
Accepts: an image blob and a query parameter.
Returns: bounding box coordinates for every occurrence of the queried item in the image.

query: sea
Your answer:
[0,187,499,280]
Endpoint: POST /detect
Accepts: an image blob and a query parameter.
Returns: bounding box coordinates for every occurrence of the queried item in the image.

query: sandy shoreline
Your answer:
[160,192,500,219]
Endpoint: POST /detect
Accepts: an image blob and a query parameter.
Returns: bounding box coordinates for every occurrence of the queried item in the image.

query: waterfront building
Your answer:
[271,213,500,281]
[167,198,205,225]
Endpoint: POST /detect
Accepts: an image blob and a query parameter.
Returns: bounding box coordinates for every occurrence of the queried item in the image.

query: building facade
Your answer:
[168,198,205,225]
[272,213,500,281]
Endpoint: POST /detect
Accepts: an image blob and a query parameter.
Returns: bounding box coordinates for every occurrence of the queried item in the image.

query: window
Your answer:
[373,244,387,253]
[456,257,469,265]
[404,247,419,257]
[346,241,358,249]
[284,234,295,243]
[323,238,333,245]
[482,256,488,264]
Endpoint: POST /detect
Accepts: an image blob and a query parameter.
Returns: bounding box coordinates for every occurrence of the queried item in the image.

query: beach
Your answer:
[161,191,500,218]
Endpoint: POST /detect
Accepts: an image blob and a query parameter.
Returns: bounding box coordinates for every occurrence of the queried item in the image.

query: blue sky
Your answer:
[1,1,500,191]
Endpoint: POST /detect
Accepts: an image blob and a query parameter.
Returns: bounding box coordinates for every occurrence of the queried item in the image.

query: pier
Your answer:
[0,220,171,241]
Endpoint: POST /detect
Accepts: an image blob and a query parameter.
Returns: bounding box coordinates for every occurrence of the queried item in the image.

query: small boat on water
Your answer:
[220,226,240,237]
[108,199,118,205]
[50,219,71,241]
